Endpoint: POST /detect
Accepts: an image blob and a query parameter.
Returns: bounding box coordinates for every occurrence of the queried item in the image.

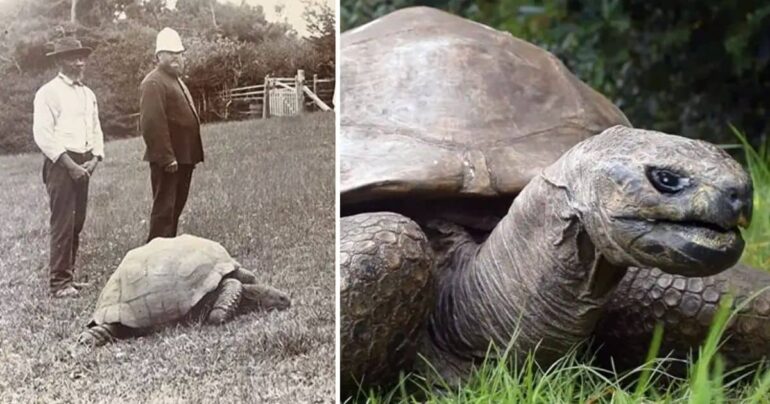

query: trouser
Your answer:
[147,163,195,242]
[43,151,92,292]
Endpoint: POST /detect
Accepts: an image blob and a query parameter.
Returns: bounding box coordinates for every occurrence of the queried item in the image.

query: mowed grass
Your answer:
[360,135,770,403]
[0,113,336,403]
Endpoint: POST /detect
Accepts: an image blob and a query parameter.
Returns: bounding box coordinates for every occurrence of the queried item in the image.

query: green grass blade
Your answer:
[634,322,664,400]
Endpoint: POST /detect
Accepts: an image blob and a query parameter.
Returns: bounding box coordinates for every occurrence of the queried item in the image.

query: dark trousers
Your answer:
[147,163,194,242]
[43,151,91,292]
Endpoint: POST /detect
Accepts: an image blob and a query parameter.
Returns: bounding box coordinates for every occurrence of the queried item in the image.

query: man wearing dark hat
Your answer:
[139,27,203,242]
[33,37,104,298]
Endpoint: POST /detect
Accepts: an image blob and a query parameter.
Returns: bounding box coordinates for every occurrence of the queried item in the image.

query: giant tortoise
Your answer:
[339,6,767,396]
[76,234,291,347]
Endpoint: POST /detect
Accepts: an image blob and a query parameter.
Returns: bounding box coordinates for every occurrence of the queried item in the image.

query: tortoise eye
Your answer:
[646,167,690,194]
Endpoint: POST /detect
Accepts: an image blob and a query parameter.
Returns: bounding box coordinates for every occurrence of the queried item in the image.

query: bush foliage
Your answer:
[341,0,769,146]
[0,0,335,154]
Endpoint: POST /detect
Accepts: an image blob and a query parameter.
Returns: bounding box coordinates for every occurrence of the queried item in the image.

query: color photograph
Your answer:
[338,1,769,402]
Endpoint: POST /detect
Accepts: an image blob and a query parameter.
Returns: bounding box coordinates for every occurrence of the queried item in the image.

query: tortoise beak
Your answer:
[737,211,751,229]
[705,184,753,231]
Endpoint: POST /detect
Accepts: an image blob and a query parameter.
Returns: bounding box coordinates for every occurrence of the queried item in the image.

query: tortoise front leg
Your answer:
[594,264,770,372]
[207,278,243,324]
[69,323,124,358]
[77,323,122,347]
[340,212,434,397]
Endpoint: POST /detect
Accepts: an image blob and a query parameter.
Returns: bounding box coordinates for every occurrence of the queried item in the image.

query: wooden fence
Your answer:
[128,70,334,130]
[217,70,335,119]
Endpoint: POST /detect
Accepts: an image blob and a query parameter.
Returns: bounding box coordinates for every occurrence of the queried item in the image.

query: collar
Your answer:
[58,72,84,87]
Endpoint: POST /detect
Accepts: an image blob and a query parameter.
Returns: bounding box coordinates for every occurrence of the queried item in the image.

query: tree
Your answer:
[303,0,335,77]
[71,0,78,23]
[340,0,770,146]
[0,0,335,154]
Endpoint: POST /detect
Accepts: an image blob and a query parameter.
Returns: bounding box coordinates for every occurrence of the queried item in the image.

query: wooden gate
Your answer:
[218,70,334,119]
[268,88,299,117]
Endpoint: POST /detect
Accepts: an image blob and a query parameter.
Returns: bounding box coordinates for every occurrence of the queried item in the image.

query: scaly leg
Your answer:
[594,263,770,372]
[77,323,122,347]
[207,278,243,324]
[340,212,434,397]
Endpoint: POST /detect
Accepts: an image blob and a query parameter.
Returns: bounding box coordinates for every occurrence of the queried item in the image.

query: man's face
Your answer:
[57,54,87,81]
[157,51,185,76]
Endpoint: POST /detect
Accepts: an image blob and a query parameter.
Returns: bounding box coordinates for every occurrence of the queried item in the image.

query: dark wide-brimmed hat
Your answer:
[46,37,93,59]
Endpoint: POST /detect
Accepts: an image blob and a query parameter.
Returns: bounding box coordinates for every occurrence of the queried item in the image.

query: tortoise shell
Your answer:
[90,235,241,328]
[340,7,631,204]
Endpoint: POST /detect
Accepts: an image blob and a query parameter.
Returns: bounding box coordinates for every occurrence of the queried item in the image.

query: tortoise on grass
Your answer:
[339,6,767,396]
[76,234,291,347]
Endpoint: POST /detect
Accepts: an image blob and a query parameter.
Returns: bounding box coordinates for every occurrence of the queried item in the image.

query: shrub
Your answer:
[341,0,770,146]
[0,3,335,154]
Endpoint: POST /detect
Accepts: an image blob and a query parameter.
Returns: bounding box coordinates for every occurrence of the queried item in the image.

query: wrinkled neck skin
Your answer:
[419,174,627,385]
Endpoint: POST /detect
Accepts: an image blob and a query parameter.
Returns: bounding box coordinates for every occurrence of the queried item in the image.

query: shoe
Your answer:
[52,286,79,298]
[72,281,92,290]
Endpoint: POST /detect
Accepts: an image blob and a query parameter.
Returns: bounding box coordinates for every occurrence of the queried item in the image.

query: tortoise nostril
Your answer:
[725,187,746,207]
[723,186,752,228]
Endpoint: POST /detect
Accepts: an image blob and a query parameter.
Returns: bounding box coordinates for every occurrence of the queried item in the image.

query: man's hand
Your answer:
[165,160,178,173]
[58,153,90,181]
[67,164,89,181]
[81,157,99,175]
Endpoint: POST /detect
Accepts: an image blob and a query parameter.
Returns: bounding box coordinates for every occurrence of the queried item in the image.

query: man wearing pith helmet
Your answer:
[32,37,105,298]
[139,27,203,243]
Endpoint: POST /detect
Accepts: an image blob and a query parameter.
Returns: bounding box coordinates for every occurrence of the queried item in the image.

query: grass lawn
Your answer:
[358,133,770,403]
[0,113,336,403]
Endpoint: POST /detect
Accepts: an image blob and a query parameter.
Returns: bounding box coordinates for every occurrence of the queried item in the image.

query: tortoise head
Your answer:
[241,284,292,312]
[545,125,753,277]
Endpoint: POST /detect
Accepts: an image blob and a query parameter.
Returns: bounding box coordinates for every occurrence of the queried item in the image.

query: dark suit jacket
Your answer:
[140,67,203,165]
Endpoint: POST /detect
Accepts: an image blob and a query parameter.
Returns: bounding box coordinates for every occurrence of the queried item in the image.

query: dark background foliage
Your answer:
[341,0,770,148]
[0,0,335,154]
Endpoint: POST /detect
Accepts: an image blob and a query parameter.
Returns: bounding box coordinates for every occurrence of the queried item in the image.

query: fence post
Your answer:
[296,69,305,115]
[313,74,318,111]
[333,78,338,110]
[202,90,207,121]
[221,85,229,119]
[262,74,270,119]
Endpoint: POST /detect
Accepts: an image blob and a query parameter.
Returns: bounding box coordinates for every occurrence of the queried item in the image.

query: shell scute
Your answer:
[340,7,630,204]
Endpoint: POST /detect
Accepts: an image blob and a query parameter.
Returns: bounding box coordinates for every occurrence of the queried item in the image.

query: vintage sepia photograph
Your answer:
[338,1,769,403]
[0,0,335,402]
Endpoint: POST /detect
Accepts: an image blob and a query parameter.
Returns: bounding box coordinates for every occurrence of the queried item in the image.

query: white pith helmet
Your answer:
[155,27,185,55]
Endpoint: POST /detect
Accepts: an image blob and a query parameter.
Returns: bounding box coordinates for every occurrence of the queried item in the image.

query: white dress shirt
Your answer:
[33,73,105,162]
